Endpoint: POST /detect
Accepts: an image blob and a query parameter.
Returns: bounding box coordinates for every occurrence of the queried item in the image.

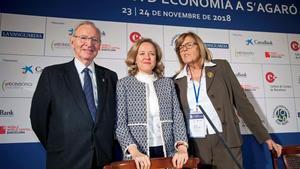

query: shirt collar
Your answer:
[135,71,157,84]
[74,58,95,74]
[175,61,216,79]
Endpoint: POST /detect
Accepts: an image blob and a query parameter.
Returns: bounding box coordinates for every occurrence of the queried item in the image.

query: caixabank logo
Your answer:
[246,38,273,46]
[22,65,43,74]
[273,105,290,125]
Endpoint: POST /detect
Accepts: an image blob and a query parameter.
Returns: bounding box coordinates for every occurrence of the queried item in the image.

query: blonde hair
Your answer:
[126,38,164,78]
[175,32,212,72]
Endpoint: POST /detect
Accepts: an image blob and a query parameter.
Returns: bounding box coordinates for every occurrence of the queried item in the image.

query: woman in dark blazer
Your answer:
[173,32,282,169]
[116,38,188,169]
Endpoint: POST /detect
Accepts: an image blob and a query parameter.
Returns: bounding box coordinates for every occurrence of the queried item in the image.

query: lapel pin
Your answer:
[207,72,214,78]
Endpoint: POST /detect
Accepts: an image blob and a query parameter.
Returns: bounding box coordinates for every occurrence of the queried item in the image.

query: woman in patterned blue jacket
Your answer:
[116,38,188,169]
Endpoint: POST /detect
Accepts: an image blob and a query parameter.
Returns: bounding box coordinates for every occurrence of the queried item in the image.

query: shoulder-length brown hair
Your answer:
[175,32,212,72]
[126,38,165,78]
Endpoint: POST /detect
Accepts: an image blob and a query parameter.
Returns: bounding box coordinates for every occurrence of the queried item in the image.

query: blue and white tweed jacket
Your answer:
[116,76,188,159]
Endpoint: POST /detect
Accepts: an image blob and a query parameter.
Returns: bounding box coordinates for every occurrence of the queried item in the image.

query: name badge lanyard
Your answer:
[188,67,206,138]
[189,67,201,107]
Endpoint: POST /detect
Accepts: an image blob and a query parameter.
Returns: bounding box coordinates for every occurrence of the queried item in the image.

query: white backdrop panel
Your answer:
[0,98,39,143]
[0,13,45,56]
[266,98,297,133]
[231,63,264,98]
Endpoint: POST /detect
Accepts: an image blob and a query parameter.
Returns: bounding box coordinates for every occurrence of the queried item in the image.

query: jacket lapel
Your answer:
[95,65,107,123]
[175,77,190,115]
[64,61,94,123]
[205,66,216,92]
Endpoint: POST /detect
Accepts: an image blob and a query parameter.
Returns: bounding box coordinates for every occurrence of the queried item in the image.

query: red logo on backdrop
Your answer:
[265,52,271,59]
[0,126,6,134]
[291,41,299,51]
[129,32,142,43]
[265,72,277,83]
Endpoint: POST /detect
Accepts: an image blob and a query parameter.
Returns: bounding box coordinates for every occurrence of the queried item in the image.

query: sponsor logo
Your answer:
[1,30,44,39]
[129,32,142,43]
[0,126,6,134]
[0,109,14,117]
[1,59,18,62]
[265,72,276,83]
[2,80,33,91]
[265,51,285,59]
[291,41,299,51]
[0,125,31,135]
[246,38,254,45]
[50,21,65,25]
[205,43,229,49]
[68,28,74,36]
[235,72,247,78]
[101,44,120,52]
[290,41,300,59]
[21,65,43,74]
[170,34,181,46]
[235,51,255,57]
[101,31,106,37]
[273,105,290,125]
[51,40,70,51]
[265,72,292,92]
[246,38,273,46]
[231,33,243,36]
[240,84,259,92]
[22,66,33,74]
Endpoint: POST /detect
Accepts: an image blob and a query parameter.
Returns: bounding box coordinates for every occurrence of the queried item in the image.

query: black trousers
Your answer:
[149,146,164,158]
[91,150,104,169]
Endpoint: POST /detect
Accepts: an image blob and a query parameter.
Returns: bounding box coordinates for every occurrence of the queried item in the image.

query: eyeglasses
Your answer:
[73,35,101,44]
[178,42,198,52]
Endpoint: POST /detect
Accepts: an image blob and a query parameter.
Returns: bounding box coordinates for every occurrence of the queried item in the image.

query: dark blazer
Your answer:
[30,60,118,169]
[174,59,270,151]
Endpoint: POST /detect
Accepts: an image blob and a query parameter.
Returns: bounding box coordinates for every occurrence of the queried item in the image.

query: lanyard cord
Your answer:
[188,66,202,105]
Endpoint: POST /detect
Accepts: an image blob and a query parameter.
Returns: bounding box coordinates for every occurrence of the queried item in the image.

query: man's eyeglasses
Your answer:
[178,42,198,52]
[73,35,101,44]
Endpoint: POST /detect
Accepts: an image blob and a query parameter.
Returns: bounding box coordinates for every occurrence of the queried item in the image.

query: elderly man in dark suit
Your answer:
[30,21,118,169]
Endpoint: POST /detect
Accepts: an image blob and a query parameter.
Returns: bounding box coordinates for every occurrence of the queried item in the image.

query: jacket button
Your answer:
[210,94,215,99]
[217,107,221,111]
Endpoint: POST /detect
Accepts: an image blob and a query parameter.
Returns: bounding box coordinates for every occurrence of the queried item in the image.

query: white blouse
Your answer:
[135,72,163,147]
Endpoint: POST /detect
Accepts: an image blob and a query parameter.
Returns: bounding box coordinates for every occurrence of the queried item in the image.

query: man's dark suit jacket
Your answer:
[30,60,118,169]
